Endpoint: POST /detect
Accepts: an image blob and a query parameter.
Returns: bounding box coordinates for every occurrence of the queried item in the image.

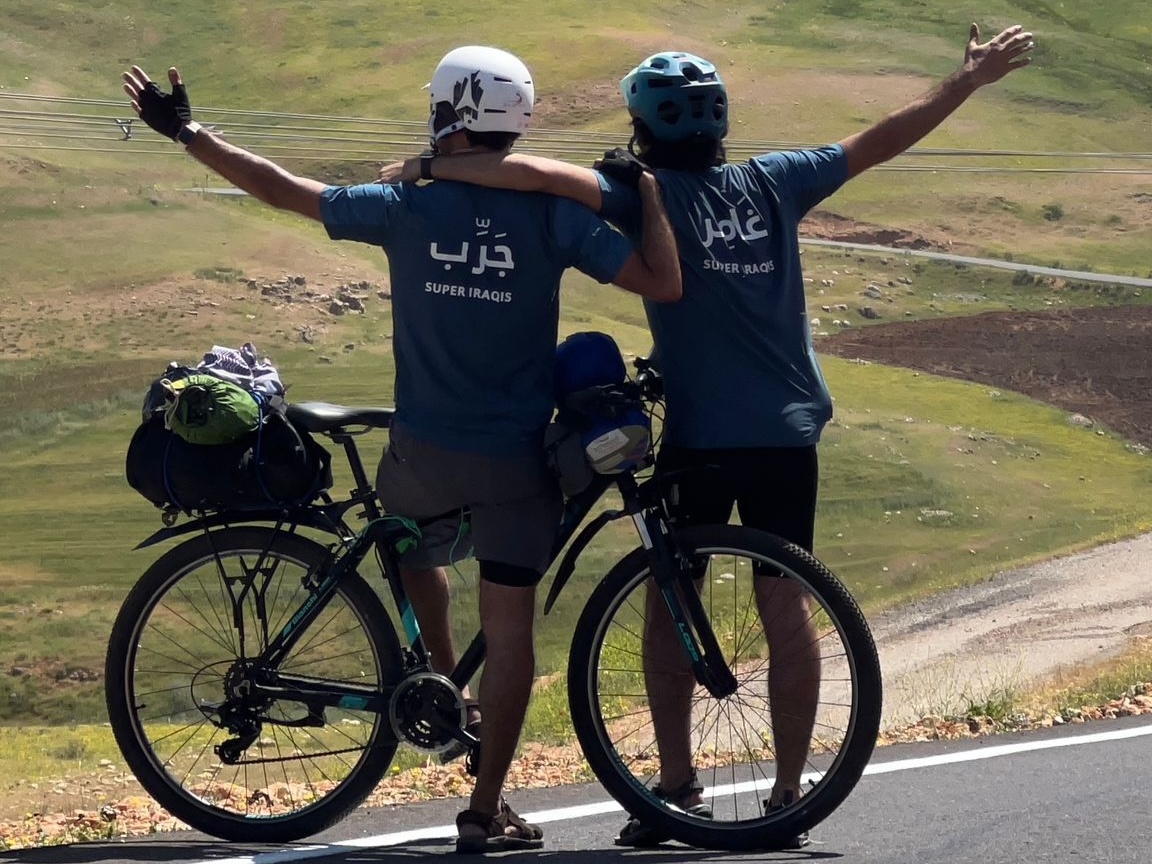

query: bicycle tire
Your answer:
[568,524,881,851]
[105,527,403,843]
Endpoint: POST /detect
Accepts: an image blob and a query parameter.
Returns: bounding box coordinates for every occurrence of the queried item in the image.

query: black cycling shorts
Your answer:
[478,559,543,588]
[656,444,819,552]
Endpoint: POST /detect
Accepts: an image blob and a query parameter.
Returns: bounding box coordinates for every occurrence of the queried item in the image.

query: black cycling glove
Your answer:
[593,147,650,188]
[138,77,193,141]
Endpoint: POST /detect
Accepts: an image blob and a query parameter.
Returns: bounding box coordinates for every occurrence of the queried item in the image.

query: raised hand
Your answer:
[122,65,193,140]
[963,23,1035,87]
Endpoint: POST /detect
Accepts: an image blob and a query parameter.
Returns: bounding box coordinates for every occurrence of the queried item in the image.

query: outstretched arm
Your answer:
[839,23,1034,180]
[378,152,604,212]
[123,66,326,220]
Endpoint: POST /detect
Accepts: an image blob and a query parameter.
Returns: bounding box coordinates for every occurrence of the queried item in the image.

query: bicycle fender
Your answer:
[544,509,624,614]
[133,509,341,549]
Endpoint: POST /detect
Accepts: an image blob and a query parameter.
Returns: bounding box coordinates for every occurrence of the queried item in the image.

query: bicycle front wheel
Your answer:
[569,524,881,851]
[105,527,402,842]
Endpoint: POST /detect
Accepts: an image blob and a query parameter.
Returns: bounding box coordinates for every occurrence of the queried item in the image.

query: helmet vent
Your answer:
[656,100,682,125]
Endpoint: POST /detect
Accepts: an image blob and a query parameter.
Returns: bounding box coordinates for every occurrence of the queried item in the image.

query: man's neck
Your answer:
[438,143,499,157]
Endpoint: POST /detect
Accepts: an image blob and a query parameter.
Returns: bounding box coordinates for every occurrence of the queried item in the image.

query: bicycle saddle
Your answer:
[286,401,395,433]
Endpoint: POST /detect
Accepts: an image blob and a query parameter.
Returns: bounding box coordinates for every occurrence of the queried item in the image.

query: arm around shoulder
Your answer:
[422,152,604,211]
[612,173,681,303]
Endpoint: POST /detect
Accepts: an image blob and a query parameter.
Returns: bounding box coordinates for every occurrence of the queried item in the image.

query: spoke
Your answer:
[259,735,273,814]
[300,724,360,773]
[282,646,377,674]
[286,619,364,657]
[156,719,218,785]
[729,691,777,806]
[150,601,236,657]
[598,702,662,727]
[130,680,207,706]
[137,631,219,674]
[286,604,351,660]
[266,557,297,645]
[729,564,761,667]
[132,668,216,679]
[146,716,216,748]
[284,725,325,803]
[185,569,236,655]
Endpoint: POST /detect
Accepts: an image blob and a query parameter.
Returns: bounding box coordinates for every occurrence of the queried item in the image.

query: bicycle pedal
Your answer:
[464,744,481,777]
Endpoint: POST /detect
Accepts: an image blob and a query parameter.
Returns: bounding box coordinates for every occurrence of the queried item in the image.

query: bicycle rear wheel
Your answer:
[569,524,880,851]
[105,527,402,842]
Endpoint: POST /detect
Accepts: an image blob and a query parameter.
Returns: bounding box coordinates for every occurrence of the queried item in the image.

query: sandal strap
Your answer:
[498,798,544,840]
[653,767,703,805]
[455,808,499,835]
[455,800,543,842]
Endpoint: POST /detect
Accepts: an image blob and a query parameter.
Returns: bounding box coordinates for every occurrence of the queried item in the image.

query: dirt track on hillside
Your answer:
[869,533,1152,725]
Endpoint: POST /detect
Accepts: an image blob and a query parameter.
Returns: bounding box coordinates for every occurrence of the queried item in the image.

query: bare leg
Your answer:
[466,580,536,818]
[400,566,458,676]
[755,576,821,803]
[401,566,478,708]
[643,579,703,806]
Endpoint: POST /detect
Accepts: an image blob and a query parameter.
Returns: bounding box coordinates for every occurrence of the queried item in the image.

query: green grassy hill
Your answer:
[1,0,1151,725]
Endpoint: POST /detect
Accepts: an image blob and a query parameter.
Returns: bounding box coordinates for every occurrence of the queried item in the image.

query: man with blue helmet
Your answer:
[382,22,1034,848]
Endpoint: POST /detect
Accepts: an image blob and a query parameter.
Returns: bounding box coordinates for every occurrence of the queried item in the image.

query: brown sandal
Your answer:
[455,797,544,854]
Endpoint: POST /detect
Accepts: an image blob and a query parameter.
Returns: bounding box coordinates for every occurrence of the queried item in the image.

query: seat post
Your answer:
[331,431,383,519]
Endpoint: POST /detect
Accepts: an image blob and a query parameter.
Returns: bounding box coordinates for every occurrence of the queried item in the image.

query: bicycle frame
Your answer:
[136,417,737,744]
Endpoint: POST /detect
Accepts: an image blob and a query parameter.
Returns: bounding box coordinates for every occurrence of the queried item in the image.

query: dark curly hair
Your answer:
[629,119,726,171]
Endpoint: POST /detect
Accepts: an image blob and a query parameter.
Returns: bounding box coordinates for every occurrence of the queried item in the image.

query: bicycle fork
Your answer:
[631,507,739,700]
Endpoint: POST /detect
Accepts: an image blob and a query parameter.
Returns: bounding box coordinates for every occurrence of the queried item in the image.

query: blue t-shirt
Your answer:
[322,181,632,455]
[599,145,848,449]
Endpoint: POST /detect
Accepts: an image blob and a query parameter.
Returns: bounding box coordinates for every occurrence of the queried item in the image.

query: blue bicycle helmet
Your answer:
[620,52,728,143]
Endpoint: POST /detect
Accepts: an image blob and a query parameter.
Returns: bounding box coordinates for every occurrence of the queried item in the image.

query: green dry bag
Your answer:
[161,373,261,445]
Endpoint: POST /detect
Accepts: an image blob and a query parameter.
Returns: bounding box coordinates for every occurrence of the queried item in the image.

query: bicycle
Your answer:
[105,361,881,850]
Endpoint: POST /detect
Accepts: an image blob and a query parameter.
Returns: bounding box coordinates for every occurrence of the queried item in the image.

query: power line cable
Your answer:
[4,91,1152,160]
[4,94,1152,174]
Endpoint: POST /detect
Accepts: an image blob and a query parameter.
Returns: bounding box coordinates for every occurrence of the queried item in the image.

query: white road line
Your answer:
[187,720,1152,864]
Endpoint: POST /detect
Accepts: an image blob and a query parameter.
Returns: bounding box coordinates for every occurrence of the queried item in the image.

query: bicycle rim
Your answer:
[107,528,400,841]
[570,525,881,850]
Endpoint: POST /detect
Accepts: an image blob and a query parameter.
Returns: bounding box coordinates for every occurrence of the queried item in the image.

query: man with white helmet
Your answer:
[380,22,1035,849]
[122,46,681,853]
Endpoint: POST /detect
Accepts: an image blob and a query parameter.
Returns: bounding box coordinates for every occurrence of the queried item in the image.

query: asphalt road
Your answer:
[9,716,1150,864]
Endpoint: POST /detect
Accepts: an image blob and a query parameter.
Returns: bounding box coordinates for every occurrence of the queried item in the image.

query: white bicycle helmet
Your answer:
[427,46,534,143]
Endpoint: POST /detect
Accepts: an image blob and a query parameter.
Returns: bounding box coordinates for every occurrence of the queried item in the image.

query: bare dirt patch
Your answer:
[0,270,390,358]
[803,210,947,250]
[821,304,1152,449]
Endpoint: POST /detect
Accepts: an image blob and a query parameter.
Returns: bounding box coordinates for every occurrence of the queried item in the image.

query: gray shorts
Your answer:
[375,424,562,575]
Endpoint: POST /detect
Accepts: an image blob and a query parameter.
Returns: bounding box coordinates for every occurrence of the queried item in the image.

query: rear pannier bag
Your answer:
[126,364,332,512]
